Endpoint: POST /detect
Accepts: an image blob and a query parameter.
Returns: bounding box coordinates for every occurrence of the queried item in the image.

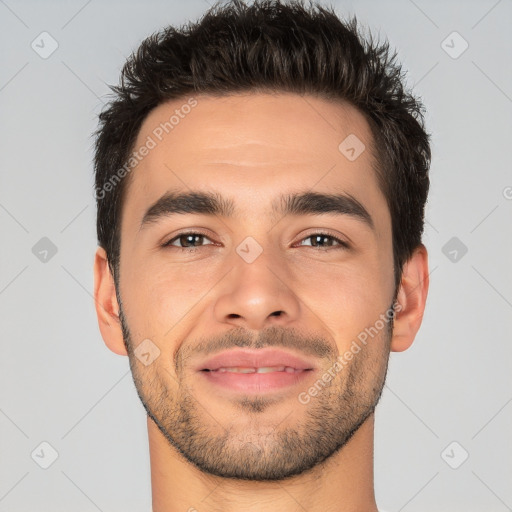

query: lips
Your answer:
[211,366,304,374]
[195,348,318,394]
[196,348,316,373]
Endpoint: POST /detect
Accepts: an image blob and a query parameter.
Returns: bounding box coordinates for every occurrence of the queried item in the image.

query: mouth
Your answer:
[195,348,318,394]
[198,366,315,394]
[196,347,317,373]
[201,366,312,374]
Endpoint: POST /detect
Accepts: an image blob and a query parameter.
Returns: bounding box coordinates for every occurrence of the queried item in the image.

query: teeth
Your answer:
[257,366,285,373]
[226,367,256,373]
[213,366,300,373]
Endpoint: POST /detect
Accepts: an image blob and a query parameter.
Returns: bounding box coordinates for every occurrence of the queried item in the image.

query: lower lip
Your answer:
[198,369,315,393]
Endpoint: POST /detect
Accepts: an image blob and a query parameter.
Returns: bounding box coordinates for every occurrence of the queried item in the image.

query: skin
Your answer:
[94,93,429,512]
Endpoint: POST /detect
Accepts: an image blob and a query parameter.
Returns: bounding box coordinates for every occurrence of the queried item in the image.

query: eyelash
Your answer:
[162,231,350,251]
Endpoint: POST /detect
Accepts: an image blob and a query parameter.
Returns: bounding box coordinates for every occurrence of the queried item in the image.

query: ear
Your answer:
[390,244,429,352]
[93,246,128,356]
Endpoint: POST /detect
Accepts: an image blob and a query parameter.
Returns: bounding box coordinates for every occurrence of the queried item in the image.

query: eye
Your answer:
[297,233,349,250]
[163,231,215,250]
[162,231,349,251]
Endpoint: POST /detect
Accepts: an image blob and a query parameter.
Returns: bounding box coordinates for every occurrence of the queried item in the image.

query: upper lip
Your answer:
[196,348,317,371]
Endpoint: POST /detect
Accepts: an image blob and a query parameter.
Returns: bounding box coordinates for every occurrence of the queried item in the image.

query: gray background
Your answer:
[1,0,511,510]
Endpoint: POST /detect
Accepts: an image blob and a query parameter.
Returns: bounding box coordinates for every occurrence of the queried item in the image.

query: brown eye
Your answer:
[298,233,349,249]
[164,232,214,249]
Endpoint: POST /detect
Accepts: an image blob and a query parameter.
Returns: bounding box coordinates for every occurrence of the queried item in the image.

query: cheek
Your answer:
[122,259,221,338]
[289,254,393,345]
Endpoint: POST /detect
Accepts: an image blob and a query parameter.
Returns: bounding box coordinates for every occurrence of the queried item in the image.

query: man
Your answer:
[93,0,430,510]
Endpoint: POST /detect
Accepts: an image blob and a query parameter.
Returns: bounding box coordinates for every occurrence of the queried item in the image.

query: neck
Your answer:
[148,414,378,512]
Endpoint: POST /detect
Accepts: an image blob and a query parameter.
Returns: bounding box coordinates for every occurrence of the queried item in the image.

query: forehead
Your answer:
[123,92,387,227]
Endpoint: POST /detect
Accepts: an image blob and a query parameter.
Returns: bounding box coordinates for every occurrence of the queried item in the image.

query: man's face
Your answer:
[116,93,396,480]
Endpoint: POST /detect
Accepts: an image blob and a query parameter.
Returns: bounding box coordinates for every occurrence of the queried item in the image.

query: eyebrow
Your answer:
[140,189,374,230]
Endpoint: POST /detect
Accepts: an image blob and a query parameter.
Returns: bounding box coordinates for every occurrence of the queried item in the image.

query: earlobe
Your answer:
[390,244,429,353]
[93,247,128,356]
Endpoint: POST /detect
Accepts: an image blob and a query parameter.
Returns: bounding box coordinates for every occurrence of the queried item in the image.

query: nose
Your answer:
[213,247,301,331]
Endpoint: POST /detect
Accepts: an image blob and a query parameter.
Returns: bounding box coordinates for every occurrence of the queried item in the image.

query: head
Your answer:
[93,0,430,481]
